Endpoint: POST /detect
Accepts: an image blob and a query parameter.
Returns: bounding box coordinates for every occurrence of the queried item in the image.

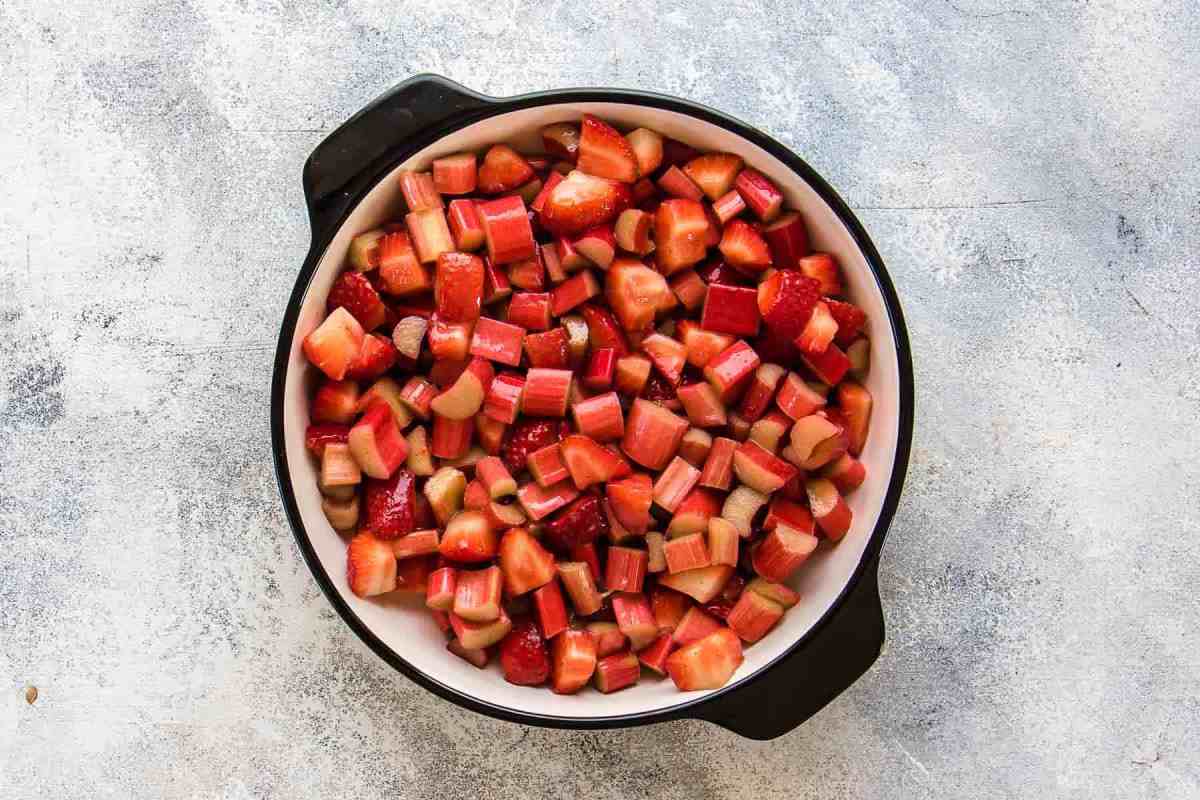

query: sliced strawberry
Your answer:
[682,153,744,201]
[346,532,397,597]
[540,170,632,238]
[827,300,867,346]
[362,469,416,540]
[524,328,571,369]
[655,199,709,274]
[498,618,551,686]
[640,333,687,385]
[502,418,572,474]
[756,271,821,340]
[542,494,609,552]
[577,114,639,182]
[344,333,398,382]
[696,258,750,286]
[661,137,701,167]
[560,434,631,489]
[327,271,387,331]
[718,220,772,272]
[477,144,535,194]
[579,304,630,356]
[606,258,671,332]
[498,527,558,596]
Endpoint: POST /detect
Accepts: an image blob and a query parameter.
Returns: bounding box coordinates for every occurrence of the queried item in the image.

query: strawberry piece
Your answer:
[498,619,551,686]
[718,220,772,272]
[312,380,360,424]
[327,271,387,331]
[439,510,497,563]
[577,114,639,182]
[700,283,760,338]
[345,532,397,597]
[540,170,633,238]
[344,333,398,382]
[542,123,581,161]
[836,381,872,456]
[655,199,709,274]
[542,494,609,552]
[477,144,535,194]
[362,468,417,540]
[827,300,867,346]
[682,153,744,201]
[502,418,571,474]
[524,329,571,369]
[498,527,558,596]
[757,271,821,340]
[579,304,630,356]
[606,258,671,332]
[560,434,631,489]
[305,423,350,456]
[798,252,843,296]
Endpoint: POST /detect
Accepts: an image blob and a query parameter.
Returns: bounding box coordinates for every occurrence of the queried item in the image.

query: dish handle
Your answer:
[301,74,492,239]
[690,556,885,740]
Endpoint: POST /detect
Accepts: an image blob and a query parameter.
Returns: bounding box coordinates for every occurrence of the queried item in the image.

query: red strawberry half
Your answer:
[827,300,867,345]
[577,114,639,182]
[502,418,572,474]
[499,619,551,686]
[542,494,609,552]
[345,333,398,382]
[363,468,417,540]
[718,220,772,272]
[327,271,387,331]
[757,271,821,340]
[540,171,632,238]
[477,144,535,194]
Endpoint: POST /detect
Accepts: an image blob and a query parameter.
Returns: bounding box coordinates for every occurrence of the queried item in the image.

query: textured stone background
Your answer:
[2,0,1198,797]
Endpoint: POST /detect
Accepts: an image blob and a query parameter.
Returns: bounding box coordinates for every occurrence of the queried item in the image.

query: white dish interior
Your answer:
[281,102,901,719]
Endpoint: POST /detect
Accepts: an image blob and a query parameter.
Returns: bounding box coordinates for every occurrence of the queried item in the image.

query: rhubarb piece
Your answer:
[439,510,497,563]
[776,372,828,420]
[557,561,603,615]
[583,347,617,391]
[738,363,785,424]
[798,252,843,296]
[477,195,537,264]
[426,566,457,610]
[606,257,671,331]
[517,480,580,521]
[652,457,701,514]
[822,452,866,493]
[728,590,785,644]
[574,225,616,269]
[474,413,507,456]
[730,413,754,442]
[764,496,816,535]
[762,211,810,268]
[650,587,689,633]
[837,381,872,456]
[464,479,490,512]
[571,391,624,442]
[807,478,853,541]
[606,547,648,593]
[520,329,567,370]
[678,428,713,467]
[666,488,722,537]
[746,577,800,608]
[305,423,350,458]
[303,307,365,381]
[612,592,658,650]
[389,314,427,361]
[554,236,589,273]
[622,399,689,470]
[669,269,707,313]
[423,466,466,526]
[540,170,632,237]
[433,153,477,195]
[467,315,523,366]
[707,517,740,566]
[349,403,408,479]
[638,633,675,674]
[718,220,772,272]
[657,564,734,603]
[667,606,719,647]
[377,230,431,295]
[625,127,664,176]
[753,523,819,581]
[654,199,709,273]
[320,442,361,494]
[430,357,493,420]
[571,543,603,584]
[796,301,838,355]
[733,440,799,494]
[613,208,654,255]
[498,527,557,596]
[703,340,760,402]
[406,208,454,264]
[430,413,473,459]
[712,190,746,224]
[507,291,552,331]
[482,256,512,305]
[433,252,484,322]
[451,606,512,650]
[399,170,442,212]
[676,382,727,428]
[606,473,654,534]
[551,270,601,315]
[508,253,545,291]
[593,650,641,693]
[533,579,570,639]
[800,342,851,386]
[453,565,503,622]
[521,368,573,417]
[312,380,360,424]
[577,114,639,182]
[541,240,568,284]
[656,162,703,201]
[721,485,768,538]
[344,333,397,382]
[788,413,847,469]
[427,317,474,361]
[551,629,598,693]
[542,122,581,161]
[345,532,398,597]
[447,639,489,668]
[579,304,630,356]
[734,168,783,222]
[348,228,386,272]
[483,373,524,424]
[477,144,535,194]
[677,320,734,369]
[696,438,734,492]
[404,426,434,475]
[327,271,388,331]
[399,376,438,419]
[555,314,586,370]
[527,443,570,486]
[475,456,517,499]
[614,354,652,396]
[683,153,743,201]
[559,434,629,489]
[846,337,871,380]
[664,532,711,574]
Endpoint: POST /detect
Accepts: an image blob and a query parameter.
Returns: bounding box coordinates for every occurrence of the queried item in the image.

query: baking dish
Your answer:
[270,74,914,739]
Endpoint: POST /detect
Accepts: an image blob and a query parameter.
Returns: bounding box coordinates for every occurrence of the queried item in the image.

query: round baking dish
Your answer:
[271,74,913,739]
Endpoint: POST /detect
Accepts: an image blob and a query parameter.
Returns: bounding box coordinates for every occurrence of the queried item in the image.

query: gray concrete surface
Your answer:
[2,1,1198,797]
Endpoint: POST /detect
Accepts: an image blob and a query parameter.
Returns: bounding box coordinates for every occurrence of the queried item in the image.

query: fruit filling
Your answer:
[303,113,875,695]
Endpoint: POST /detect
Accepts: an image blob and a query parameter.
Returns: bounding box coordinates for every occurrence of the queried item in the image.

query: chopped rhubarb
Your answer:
[712,189,746,224]
[613,208,654,255]
[533,579,570,639]
[614,354,652,396]
[303,307,365,381]
[477,195,537,264]
[426,566,458,610]
[606,547,648,593]
[507,291,552,331]
[571,391,625,442]
[517,480,580,521]
[669,269,707,312]
[551,270,601,315]
[676,382,727,428]
[701,282,760,337]
[622,399,689,470]
[612,592,658,650]
[678,427,713,467]
[753,524,819,582]
[645,532,667,573]
[594,651,641,693]
[762,211,810,268]
[738,363,785,423]
[557,561,603,616]
[551,629,598,694]
[733,439,799,494]
[698,436,737,490]
[451,606,512,650]
[664,533,711,574]
[521,368,573,417]
[399,170,442,212]
[708,517,740,566]
[469,316,524,367]
[433,153,477,195]
[734,168,783,222]
[583,347,617,390]
[431,413,473,459]
[349,403,409,479]
[665,488,722,537]
[523,328,570,369]
[652,457,701,514]
[483,373,524,424]
[703,340,760,402]
[654,199,708,273]
[392,529,439,559]
[657,564,734,604]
